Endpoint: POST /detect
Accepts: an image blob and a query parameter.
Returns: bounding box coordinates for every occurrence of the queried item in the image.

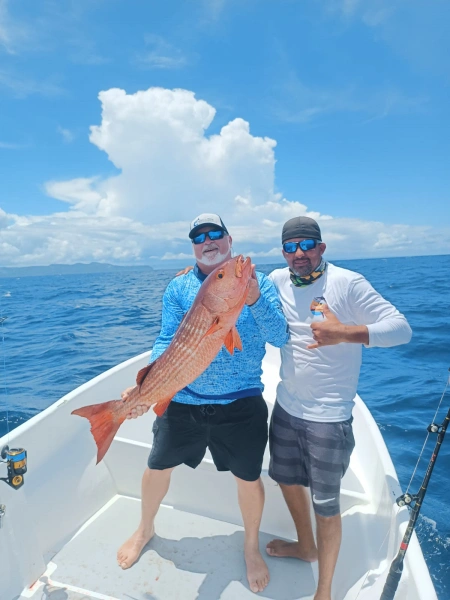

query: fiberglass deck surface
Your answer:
[23,496,316,600]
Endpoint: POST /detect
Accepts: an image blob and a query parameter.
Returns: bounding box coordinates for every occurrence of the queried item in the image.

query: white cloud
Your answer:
[0,0,11,52]
[0,0,28,54]
[0,69,64,98]
[44,177,105,213]
[0,140,27,149]
[201,0,228,23]
[0,207,9,228]
[68,36,110,66]
[247,248,282,258]
[342,0,361,17]
[1,86,449,267]
[321,0,450,77]
[134,35,188,70]
[57,126,75,143]
[0,0,110,63]
[275,72,427,124]
[86,87,277,224]
[162,252,195,261]
[324,0,392,22]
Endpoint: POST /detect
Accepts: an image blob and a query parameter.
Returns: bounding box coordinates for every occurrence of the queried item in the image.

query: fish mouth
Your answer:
[235,255,251,278]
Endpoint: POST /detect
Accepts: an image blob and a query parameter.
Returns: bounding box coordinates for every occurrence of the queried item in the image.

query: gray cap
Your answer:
[189,213,229,239]
[282,216,322,244]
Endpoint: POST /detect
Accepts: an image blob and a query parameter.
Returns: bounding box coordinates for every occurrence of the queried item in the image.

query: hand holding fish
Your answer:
[245,265,260,306]
[177,263,259,304]
[121,386,135,401]
[126,404,150,419]
[307,305,369,349]
[72,255,253,462]
[121,387,150,419]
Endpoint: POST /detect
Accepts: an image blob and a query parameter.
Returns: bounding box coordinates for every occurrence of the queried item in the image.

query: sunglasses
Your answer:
[283,239,321,253]
[192,230,225,245]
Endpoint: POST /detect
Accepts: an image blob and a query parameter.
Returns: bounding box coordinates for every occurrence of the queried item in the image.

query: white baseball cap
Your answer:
[189,213,229,239]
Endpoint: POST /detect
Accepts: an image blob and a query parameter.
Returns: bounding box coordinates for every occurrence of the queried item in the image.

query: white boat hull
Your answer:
[0,345,437,599]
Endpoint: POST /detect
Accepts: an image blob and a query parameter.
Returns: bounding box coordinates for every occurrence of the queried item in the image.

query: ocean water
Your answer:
[0,254,449,597]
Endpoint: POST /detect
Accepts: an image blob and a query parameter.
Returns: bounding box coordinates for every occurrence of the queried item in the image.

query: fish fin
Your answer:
[153,397,173,417]
[72,400,125,464]
[223,326,242,354]
[136,360,157,389]
[232,326,243,351]
[224,329,235,354]
[204,316,221,337]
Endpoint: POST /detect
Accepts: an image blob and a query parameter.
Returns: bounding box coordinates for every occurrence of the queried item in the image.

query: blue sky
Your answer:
[0,0,449,266]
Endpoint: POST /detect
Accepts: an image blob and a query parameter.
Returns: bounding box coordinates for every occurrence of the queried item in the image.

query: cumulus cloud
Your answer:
[85,87,278,224]
[0,86,449,267]
[0,207,9,228]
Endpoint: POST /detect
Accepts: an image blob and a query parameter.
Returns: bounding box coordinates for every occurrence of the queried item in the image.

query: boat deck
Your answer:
[7,349,435,600]
[23,496,316,600]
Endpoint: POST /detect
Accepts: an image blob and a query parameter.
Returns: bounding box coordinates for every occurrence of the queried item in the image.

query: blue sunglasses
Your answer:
[283,239,321,253]
[192,230,225,245]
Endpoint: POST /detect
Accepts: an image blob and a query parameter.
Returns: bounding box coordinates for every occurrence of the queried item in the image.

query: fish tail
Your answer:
[72,400,125,464]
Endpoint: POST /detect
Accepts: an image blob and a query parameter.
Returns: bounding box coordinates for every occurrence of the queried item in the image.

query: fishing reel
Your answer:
[427,422,443,434]
[0,445,27,490]
[396,492,419,508]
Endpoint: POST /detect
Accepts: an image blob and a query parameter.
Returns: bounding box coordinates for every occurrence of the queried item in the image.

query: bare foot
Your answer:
[266,539,318,562]
[117,526,155,569]
[245,546,270,593]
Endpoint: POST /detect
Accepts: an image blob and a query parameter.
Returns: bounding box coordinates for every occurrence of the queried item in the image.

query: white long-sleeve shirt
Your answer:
[269,263,412,422]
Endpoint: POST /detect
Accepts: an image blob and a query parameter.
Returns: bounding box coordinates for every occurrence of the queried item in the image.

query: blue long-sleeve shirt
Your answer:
[150,267,289,405]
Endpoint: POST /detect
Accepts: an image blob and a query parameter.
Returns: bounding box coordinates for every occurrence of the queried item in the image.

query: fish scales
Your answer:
[72,255,252,462]
[129,303,227,408]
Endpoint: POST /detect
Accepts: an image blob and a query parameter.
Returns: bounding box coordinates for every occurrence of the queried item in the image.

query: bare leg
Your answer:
[117,467,174,569]
[266,484,318,561]
[235,476,270,593]
[313,513,341,600]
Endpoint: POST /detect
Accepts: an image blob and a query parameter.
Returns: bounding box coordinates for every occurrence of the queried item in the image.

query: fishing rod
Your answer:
[380,368,450,600]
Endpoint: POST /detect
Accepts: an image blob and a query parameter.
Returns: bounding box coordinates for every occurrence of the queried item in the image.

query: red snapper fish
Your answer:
[72,255,252,463]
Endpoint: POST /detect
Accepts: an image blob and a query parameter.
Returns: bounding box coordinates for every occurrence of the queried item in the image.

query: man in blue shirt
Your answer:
[117,213,288,594]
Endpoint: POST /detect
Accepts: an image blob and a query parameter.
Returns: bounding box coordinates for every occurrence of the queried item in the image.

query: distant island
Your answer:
[0,262,154,278]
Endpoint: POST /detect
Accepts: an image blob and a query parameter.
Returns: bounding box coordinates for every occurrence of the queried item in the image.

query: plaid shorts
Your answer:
[269,401,355,517]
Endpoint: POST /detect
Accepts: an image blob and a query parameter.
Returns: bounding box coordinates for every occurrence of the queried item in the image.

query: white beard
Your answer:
[197,245,231,268]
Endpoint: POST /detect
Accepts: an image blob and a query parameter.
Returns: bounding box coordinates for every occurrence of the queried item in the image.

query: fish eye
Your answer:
[217,271,224,279]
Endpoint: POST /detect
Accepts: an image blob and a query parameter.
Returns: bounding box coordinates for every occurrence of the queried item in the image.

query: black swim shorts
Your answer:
[148,395,268,482]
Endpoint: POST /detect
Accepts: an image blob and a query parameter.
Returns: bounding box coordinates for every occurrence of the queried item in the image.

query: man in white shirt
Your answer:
[266,216,412,600]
